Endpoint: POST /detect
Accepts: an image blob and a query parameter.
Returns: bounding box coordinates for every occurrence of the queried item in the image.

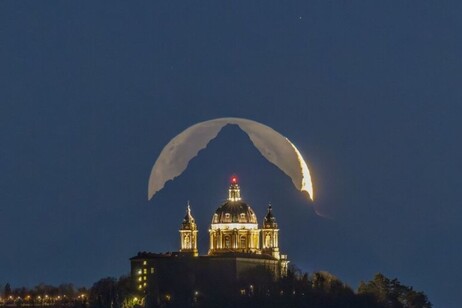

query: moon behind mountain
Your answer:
[148,117,314,203]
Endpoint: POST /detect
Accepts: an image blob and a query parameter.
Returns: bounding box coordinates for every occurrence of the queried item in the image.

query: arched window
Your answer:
[224,236,231,248]
[240,236,246,249]
[265,234,271,248]
[184,234,190,249]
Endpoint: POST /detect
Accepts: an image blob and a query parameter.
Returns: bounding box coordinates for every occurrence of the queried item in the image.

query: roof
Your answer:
[130,251,278,261]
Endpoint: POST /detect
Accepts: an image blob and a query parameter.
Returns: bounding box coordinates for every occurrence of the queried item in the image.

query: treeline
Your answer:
[226,267,433,308]
[1,269,431,308]
[0,282,88,306]
[0,276,137,308]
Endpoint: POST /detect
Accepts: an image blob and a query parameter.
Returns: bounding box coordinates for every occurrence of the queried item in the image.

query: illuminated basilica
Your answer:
[179,177,285,261]
[131,177,289,307]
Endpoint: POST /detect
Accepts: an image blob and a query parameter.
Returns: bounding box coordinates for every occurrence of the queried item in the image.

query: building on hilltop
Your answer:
[130,177,289,307]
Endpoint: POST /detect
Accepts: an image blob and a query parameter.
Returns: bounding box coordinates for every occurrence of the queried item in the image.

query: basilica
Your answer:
[130,177,289,307]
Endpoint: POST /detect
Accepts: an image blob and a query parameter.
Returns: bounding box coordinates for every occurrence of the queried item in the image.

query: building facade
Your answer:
[130,177,289,307]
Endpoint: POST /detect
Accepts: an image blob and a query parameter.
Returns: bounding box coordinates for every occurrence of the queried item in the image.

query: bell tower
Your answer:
[179,202,198,256]
[261,204,280,259]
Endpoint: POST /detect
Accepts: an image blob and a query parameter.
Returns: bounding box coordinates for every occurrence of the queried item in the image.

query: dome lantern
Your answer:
[228,176,241,201]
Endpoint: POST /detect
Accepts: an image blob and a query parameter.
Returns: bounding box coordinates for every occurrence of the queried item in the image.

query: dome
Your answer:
[208,177,262,256]
[211,177,258,225]
[212,200,258,224]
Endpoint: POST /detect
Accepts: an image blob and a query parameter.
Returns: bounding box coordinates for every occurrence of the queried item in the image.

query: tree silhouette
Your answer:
[3,283,12,298]
[89,277,117,308]
[0,270,431,308]
[358,273,432,308]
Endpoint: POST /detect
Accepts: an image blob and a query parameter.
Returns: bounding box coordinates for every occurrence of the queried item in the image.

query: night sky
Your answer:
[1,2,461,307]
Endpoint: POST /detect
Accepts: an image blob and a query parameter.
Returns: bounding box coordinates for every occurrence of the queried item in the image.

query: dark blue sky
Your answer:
[1,2,461,307]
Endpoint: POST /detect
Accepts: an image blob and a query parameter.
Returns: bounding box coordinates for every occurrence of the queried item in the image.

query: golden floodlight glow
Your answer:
[286,139,314,200]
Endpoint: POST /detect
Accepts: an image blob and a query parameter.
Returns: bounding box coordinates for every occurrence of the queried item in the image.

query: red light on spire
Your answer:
[231,176,238,184]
